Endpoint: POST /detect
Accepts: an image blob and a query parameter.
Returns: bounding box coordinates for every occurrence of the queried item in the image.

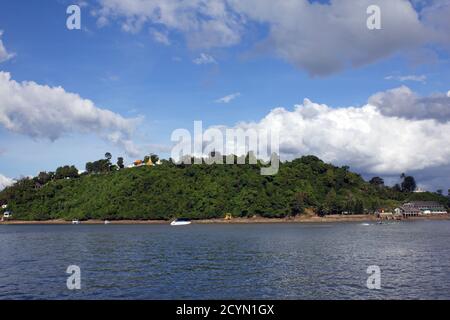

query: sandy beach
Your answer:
[1,214,449,225]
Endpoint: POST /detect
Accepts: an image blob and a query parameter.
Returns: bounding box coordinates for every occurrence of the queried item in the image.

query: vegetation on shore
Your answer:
[1,154,448,221]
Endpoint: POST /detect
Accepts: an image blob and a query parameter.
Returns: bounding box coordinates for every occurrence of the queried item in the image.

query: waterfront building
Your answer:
[396,201,448,217]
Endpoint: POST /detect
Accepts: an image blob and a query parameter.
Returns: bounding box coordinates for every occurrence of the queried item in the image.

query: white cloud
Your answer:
[212,87,450,188]
[76,1,89,8]
[96,16,110,28]
[193,53,217,65]
[385,75,427,83]
[107,132,141,157]
[368,86,450,122]
[93,0,450,76]
[420,0,450,46]
[150,28,171,45]
[447,90,450,98]
[215,92,241,103]
[0,174,15,191]
[95,0,242,48]
[230,0,433,76]
[101,74,120,82]
[0,30,15,63]
[0,72,141,157]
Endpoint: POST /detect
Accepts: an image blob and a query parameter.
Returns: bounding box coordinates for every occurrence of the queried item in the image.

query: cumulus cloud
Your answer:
[0,174,15,191]
[212,87,450,188]
[368,86,450,122]
[230,0,432,76]
[0,30,15,63]
[0,72,141,157]
[95,0,242,48]
[215,92,240,103]
[94,0,450,76]
[193,53,217,65]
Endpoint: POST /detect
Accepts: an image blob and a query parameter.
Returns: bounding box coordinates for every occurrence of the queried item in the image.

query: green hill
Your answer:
[0,155,448,221]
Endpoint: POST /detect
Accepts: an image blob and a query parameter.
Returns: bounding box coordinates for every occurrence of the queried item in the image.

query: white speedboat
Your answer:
[170,218,192,226]
[104,220,110,225]
[72,220,80,225]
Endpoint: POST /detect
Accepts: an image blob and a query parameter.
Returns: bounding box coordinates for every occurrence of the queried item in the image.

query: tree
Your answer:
[105,152,112,161]
[369,199,381,214]
[353,200,364,214]
[117,157,125,169]
[401,176,417,193]
[55,165,79,179]
[323,189,338,215]
[437,189,443,196]
[86,159,110,173]
[86,162,94,173]
[150,154,159,164]
[95,159,111,173]
[36,171,53,185]
[290,192,306,216]
[369,177,384,187]
[144,156,150,164]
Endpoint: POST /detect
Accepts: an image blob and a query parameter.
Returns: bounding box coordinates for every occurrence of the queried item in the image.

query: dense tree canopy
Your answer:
[369,177,384,187]
[401,176,417,193]
[55,166,79,180]
[1,155,448,221]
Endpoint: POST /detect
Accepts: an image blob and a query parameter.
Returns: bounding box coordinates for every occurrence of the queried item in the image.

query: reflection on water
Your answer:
[0,221,449,299]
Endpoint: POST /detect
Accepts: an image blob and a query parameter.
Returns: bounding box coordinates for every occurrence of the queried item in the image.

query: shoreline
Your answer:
[1,214,449,225]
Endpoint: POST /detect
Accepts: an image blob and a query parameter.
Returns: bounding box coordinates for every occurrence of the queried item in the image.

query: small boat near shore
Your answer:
[170,218,192,226]
[72,220,80,225]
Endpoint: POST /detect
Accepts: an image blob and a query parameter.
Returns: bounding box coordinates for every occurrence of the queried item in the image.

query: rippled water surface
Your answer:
[1,221,449,299]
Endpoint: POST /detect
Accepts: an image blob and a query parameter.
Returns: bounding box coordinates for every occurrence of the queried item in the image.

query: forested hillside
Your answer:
[0,155,448,221]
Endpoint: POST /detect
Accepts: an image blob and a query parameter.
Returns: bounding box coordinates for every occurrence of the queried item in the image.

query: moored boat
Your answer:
[170,218,192,226]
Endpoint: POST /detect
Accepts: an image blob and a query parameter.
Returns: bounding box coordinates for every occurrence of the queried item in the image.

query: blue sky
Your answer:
[1,0,450,190]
